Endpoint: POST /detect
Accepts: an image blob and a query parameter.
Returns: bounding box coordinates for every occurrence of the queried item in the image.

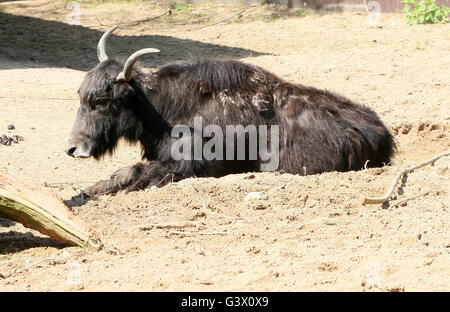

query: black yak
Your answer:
[66,26,395,196]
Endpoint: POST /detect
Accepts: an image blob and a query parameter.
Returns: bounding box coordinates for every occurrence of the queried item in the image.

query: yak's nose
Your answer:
[66,146,77,157]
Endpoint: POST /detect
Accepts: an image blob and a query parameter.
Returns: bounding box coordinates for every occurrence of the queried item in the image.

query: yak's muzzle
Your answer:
[66,135,93,158]
[65,145,92,158]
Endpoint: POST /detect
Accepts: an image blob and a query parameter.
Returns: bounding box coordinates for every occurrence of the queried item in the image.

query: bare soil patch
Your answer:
[0,1,448,291]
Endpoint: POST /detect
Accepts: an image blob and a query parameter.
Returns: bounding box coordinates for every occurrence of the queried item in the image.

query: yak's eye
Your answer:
[95,98,108,106]
[90,97,108,110]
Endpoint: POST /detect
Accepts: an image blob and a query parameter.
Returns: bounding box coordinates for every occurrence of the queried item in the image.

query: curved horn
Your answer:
[116,48,160,81]
[97,25,118,62]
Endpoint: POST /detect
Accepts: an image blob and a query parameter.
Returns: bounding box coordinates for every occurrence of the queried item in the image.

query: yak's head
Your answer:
[66,26,159,158]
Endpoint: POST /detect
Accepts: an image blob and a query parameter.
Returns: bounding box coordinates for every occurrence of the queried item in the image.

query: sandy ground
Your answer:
[0,1,449,291]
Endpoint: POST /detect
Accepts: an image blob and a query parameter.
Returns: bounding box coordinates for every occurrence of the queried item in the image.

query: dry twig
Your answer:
[390,191,431,208]
[363,0,369,14]
[89,10,169,29]
[169,231,230,236]
[44,181,96,187]
[124,10,170,27]
[362,151,449,205]
[136,221,199,231]
[189,9,246,31]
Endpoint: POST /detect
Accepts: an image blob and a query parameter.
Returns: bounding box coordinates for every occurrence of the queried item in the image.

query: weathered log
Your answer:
[0,173,94,247]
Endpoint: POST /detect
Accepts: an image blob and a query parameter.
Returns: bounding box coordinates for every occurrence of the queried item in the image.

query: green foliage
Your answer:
[402,0,450,25]
[173,3,192,12]
[294,9,307,16]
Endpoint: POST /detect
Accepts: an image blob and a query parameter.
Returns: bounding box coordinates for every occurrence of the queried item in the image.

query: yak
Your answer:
[66,26,395,196]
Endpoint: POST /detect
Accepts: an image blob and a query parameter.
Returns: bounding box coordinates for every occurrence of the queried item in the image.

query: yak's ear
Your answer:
[113,79,135,98]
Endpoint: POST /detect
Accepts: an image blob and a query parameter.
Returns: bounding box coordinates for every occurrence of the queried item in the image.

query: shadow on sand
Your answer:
[0,12,267,71]
[0,218,66,253]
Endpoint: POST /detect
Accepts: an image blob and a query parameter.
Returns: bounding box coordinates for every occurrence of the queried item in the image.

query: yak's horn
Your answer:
[97,25,118,62]
[116,48,160,81]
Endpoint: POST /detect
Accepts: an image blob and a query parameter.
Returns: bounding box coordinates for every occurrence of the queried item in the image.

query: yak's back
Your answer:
[155,58,265,93]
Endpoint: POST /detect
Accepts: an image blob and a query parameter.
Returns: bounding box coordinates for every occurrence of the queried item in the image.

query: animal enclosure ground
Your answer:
[0,1,449,291]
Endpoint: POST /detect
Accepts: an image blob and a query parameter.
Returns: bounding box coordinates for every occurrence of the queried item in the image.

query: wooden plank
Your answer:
[0,173,94,247]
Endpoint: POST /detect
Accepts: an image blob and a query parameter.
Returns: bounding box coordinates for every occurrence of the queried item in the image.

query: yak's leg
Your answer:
[84,158,252,196]
[84,165,139,196]
[125,161,178,192]
[84,161,179,196]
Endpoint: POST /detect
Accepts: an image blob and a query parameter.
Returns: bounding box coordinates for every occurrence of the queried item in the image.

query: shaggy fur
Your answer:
[68,58,395,195]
